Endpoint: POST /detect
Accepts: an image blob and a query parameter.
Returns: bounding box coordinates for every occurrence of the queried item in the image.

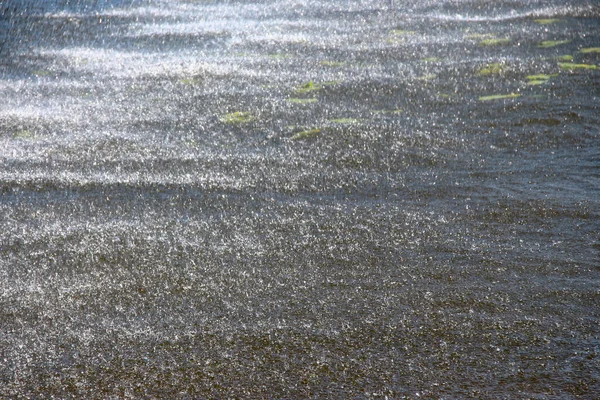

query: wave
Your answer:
[423,4,599,22]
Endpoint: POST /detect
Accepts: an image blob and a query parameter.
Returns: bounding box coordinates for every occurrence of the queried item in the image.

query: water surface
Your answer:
[1,0,599,397]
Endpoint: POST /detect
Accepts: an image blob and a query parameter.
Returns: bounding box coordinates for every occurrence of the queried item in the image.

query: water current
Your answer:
[1,0,599,397]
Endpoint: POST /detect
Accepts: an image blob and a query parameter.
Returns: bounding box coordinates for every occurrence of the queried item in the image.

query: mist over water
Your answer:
[1,0,599,397]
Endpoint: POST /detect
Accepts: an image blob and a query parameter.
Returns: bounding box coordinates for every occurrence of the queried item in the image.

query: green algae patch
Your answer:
[479,37,511,47]
[32,69,52,77]
[329,118,361,124]
[321,60,345,67]
[479,93,520,101]
[477,62,505,76]
[580,47,600,54]
[288,98,318,104]
[12,129,35,140]
[179,75,203,85]
[390,29,415,36]
[422,57,441,62]
[526,74,556,80]
[557,54,574,62]
[291,128,321,140]
[220,111,256,124]
[296,81,321,94]
[417,74,437,81]
[525,80,546,86]
[558,62,598,70]
[465,33,492,40]
[526,74,557,85]
[387,29,415,44]
[268,53,292,60]
[534,18,560,25]
[295,80,340,94]
[538,40,570,48]
[373,109,403,115]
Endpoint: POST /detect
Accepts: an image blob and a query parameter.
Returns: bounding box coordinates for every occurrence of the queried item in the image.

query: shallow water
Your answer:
[1,0,599,398]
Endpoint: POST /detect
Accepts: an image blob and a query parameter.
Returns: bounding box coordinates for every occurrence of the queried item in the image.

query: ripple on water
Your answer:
[1,0,599,398]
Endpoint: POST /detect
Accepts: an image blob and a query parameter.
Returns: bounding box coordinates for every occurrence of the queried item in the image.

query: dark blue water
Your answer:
[1,0,599,397]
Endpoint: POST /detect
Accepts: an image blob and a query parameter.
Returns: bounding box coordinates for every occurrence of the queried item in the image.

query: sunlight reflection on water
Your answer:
[1,0,599,398]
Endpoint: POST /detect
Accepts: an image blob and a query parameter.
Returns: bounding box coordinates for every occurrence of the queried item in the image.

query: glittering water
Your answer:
[1,0,599,397]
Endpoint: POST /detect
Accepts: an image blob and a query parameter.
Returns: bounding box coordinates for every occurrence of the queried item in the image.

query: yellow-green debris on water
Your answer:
[479,93,520,101]
[390,29,415,36]
[538,40,570,48]
[288,98,318,104]
[295,80,341,94]
[321,60,345,67]
[479,37,511,47]
[526,74,557,85]
[179,75,203,85]
[13,129,35,139]
[296,81,321,94]
[558,62,598,70]
[291,128,321,140]
[580,47,600,54]
[477,62,506,76]
[329,118,361,124]
[534,18,560,25]
[220,111,256,124]
[373,109,403,115]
